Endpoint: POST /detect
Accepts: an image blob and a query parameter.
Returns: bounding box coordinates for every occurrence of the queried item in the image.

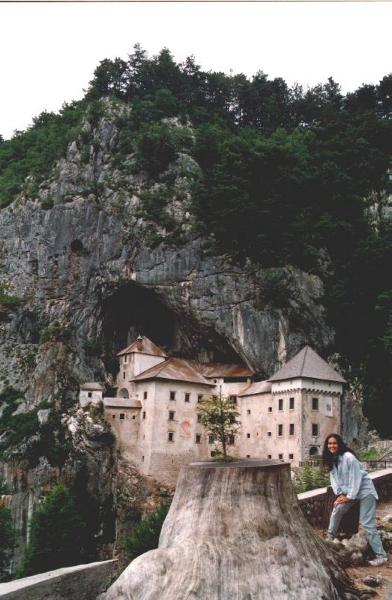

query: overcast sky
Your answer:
[1,2,391,140]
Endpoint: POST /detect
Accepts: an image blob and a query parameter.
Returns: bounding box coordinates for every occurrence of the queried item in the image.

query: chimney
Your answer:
[136,335,143,351]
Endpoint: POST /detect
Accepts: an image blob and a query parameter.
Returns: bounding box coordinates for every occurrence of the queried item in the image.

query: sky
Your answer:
[0,2,391,140]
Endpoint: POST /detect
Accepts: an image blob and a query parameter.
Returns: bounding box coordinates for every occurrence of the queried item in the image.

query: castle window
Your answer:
[142,455,144,461]
[289,397,295,409]
[168,411,175,421]
[278,454,283,460]
[143,391,148,400]
[289,453,294,460]
[120,413,125,420]
[184,393,190,403]
[312,398,319,410]
[247,409,251,415]
[278,398,283,411]
[268,407,272,413]
[112,414,115,419]
[123,372,126,380]
[132,415,136,420]
[170,391,176,401]
[268,454,272,459]
[197,394,203,403]
[124,355,127,363]
[229,395,237,404]
[246,433,251,439]
[246,455,250,458]
[289,423,295,436]
[312,423,319,437]
[228,435,235,445]
[88,392,92,398]
[197,414,201,423]
[195,434,201,444]
[142,411,146,420]
[208,434,215,444]
[168,432,174,442]
[267,431,272,437]
[278,424,283,436]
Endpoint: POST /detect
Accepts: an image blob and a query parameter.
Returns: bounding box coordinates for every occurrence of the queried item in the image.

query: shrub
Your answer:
[18,484,86,577]
[294,464,330,493]
[123,503,170,561]
[0,502,14,582]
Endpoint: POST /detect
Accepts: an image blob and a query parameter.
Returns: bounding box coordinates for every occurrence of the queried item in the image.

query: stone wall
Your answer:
[298,468,392,529]
[0,560,117,600]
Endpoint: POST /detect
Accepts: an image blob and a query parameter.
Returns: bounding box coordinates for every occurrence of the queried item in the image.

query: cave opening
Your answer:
[101,282,242,377]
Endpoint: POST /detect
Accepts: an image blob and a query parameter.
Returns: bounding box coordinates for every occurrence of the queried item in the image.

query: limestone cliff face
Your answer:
[0,100,335,567]
[0,103,333,403]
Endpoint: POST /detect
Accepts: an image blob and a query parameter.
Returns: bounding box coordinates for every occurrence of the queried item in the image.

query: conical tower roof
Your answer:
[269,346,346,384]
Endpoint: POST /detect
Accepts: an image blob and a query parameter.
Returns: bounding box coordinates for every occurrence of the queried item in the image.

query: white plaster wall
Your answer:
[301,391,341,459]
[105,407,140,453]
[79,390,103,407]
[144,381,213,484]
[271,378,343,396]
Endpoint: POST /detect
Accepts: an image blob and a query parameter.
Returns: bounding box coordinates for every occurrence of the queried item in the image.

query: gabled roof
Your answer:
[132,358,214,386]
[268,346,346,384]
[199,363,255,378]
[238,380,272,397]
[80,382,104,391]
[117,336,167,358]
[103,398,142,409]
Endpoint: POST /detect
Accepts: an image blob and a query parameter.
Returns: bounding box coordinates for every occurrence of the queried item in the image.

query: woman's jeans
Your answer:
[327,494,387,558]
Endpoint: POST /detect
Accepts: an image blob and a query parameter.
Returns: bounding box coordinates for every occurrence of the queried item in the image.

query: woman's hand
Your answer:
[334,495,349,507]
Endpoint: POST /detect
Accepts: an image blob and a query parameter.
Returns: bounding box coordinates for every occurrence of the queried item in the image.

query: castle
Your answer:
[79,336,345,485]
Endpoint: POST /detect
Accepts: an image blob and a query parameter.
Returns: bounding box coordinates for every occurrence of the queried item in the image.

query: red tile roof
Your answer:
[238,380,272,397]
[132,358,214,386]
[117,336,167,358]
[198,363,254,378]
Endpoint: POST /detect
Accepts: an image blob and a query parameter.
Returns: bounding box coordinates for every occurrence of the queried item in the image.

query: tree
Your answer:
[196,395,240,461]
[0,481,14,582]
[19,484,86,577]
[123,503,170,562]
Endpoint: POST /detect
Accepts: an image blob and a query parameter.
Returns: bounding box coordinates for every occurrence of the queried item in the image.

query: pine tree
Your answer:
[19,484,85,577]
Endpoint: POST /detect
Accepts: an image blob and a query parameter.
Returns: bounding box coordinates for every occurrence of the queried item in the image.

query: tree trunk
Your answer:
[102,461,361,600]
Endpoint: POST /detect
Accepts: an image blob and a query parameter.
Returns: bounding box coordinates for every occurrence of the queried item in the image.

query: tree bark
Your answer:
[102,461,361,600]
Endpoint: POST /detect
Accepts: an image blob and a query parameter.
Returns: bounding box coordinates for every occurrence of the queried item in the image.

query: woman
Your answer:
[322,433,388,566]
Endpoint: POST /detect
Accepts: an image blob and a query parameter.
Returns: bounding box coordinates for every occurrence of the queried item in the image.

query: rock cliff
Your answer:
[0,99,338,569]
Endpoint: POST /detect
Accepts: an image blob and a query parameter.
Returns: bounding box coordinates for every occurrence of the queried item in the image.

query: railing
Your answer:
[365,460,392,471]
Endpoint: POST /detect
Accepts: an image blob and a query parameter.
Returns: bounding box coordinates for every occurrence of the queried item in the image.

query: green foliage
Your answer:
[28,410,71,468]
[357,447,387,461]
[18,484,86,577]
[294,464,330,493]
[0,285,23,307]
[0,101,86,208]
[123,503,170,561]
[197,395,240,460]
[83,338,102,357]
[39,321,71,344]
[0,389,39,456]
[0,500,14,582]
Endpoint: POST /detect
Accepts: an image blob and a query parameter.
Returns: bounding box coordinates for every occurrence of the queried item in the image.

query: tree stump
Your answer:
[103,461,361,600]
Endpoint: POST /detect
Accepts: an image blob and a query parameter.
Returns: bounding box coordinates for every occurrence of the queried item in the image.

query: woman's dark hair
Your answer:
[322,433,357,471]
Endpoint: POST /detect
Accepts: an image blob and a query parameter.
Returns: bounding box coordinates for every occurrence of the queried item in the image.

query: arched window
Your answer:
[309,446,319,457]
[118,388,129,399]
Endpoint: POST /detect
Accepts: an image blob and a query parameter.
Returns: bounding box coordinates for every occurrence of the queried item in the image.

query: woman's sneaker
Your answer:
[368,556,388,567]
